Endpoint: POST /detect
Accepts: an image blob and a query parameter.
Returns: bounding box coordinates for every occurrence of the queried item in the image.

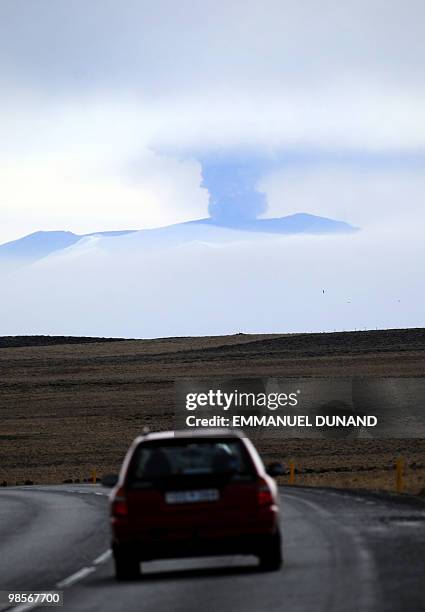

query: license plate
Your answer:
[165,489,220,504]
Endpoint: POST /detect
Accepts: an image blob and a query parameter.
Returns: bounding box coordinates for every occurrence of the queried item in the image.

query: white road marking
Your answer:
[3,486,111,611]
[93,550,112,565]
[8,553,111,611]
[56,566,95,588]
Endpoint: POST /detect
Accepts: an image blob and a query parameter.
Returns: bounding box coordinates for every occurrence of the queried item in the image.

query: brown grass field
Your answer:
[0,329,424,494]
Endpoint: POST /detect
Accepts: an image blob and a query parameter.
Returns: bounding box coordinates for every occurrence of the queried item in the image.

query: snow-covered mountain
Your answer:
[197,213,357,234]
[0,229,136,263]
[0,213,357,265]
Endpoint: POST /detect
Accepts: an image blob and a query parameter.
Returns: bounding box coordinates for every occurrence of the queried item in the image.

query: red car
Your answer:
[103,429,284,580]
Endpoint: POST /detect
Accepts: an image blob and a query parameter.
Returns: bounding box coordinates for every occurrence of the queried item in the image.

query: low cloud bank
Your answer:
[0,226,422,338]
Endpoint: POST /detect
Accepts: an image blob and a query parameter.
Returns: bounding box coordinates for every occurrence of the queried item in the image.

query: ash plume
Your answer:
[199,151,272,224]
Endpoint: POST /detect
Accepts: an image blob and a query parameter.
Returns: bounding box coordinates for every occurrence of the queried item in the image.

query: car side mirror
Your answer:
[266,462,285,478]
[101,473,119,488]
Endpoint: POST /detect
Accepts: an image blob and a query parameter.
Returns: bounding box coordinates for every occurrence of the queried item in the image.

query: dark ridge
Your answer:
[0,335,128,348]
[1,327,424,354]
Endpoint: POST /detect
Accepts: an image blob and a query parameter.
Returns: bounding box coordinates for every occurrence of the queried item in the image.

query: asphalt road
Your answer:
[1,485,425,612]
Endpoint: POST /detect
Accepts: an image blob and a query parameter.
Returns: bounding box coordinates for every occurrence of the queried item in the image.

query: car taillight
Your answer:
[112,487,128,518]
[257,478,273,506]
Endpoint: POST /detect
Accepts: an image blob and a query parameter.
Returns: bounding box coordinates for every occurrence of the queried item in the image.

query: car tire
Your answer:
[257,531,283,572]
[114,549,141,581]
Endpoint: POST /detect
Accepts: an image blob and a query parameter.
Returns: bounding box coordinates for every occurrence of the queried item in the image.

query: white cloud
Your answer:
[151,83,425,153]
[260,164,425,229]
[0,101,208,242]
[1,0,425,97]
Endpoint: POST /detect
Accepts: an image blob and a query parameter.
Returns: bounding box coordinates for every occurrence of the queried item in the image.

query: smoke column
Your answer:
[199,151,273,224]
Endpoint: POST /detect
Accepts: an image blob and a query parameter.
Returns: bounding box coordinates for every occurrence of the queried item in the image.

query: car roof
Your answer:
[133,428,244,444]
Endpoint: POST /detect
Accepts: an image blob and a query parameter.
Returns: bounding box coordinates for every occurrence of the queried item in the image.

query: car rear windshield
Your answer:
[127,438,256,485]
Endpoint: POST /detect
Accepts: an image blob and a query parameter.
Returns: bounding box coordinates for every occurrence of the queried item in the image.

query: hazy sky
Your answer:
[1,0,425,242]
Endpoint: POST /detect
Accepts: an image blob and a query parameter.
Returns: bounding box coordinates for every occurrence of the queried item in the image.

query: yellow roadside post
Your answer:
[92,469,97,485]
[395,457,404,493]
[288,460,295,485]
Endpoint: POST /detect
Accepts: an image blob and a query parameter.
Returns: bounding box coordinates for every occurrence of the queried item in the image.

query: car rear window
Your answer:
[127,438,256,484]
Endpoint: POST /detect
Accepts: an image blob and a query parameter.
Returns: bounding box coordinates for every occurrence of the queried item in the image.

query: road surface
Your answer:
[1,485,424,612]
